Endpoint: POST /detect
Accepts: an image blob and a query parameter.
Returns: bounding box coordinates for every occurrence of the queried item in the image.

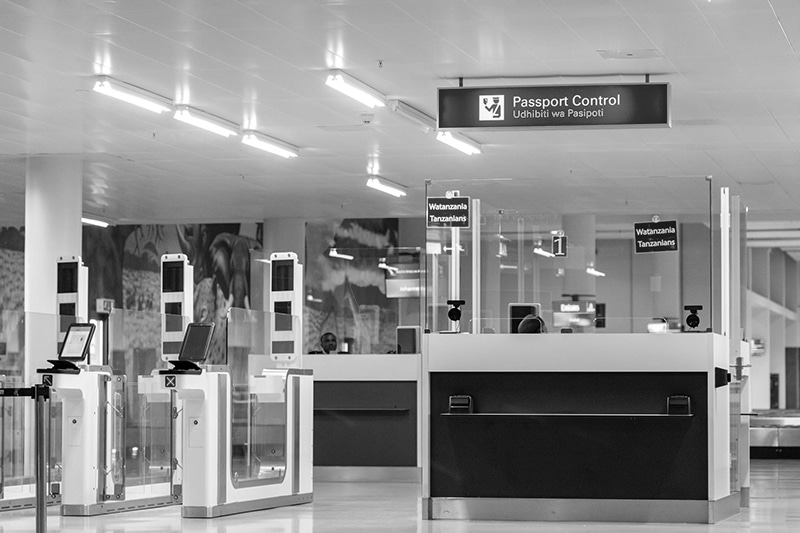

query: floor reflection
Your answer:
[1,460,800,532]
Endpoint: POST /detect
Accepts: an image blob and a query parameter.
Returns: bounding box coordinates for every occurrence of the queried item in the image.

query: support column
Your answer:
[255,217,306,313]
[263,218,305,264]
[24,156,83,381]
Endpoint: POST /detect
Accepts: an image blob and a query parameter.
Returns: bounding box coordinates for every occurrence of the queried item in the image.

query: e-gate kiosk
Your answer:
[161,251,313,518]
[39,256,187,515]
[0,257,88,513]
[136,253,195,501]
[37,322,121,514]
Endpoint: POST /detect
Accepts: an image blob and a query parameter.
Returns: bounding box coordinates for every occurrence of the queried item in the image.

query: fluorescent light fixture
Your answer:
[93,76,172,113]
[82,217,109,228]
[174,105,238,137]
[325,70,386,108]
[388,100,436,133]
[534,247,555,258]
[366,176,407,198]
[436,131,481,155]
[241,131,299,158]
[378,258,399,275]
[496,241,508,258]
[328,248,354,261]
[443,244,465,253]
[586,266,606,277]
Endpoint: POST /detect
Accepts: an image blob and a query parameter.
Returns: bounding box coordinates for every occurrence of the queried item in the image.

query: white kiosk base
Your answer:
[165,366,313,518]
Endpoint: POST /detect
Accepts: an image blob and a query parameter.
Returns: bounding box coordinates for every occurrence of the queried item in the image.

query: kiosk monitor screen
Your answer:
[162,261,184,292]
[59,323,95,361]
[57,262,78,294]
[179,323,215,363]
[272,260,294,292]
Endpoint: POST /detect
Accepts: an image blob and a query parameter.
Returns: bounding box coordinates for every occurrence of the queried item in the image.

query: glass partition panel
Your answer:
[104,375,126,499]
[106,309,174,496]
[1,374,29,500]
[48,388,62,497]
[107,309,166,376]
[299,245,424,354]
[121,379,173,496]
[0,309,23,379]
[730,380,743,494]
[227,308,300,488]
[0,309,23,499]
[425,177,718,334]
[1,310,46,501]
[737,196,748,339]
[729,195,747,495]
[1,375,4,497]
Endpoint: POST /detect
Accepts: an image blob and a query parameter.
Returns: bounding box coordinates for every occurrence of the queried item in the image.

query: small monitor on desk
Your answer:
[178,323,215,363]
[42,322,95,373]
[161,323,215,374]
[396,326,419,353]
[59,323,95,362]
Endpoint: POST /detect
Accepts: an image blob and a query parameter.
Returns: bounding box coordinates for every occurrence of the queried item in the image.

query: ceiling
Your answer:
[1,0,800,255]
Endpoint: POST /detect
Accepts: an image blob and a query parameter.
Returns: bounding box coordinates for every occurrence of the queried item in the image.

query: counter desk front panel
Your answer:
[430,371,707,500]
[306,354,421,475]
[315,380,416,467]
[422,333,736,523]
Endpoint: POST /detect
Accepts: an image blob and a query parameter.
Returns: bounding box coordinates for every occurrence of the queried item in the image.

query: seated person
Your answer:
[518,314,547,334]
[309,331,340,354]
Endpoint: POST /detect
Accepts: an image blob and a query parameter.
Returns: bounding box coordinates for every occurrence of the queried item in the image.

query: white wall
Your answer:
[746,247,800,411]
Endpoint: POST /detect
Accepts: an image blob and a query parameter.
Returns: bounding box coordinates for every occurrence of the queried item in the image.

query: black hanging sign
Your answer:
[438,83,670,129]
[426,196,471,228]
[634,220,679,253]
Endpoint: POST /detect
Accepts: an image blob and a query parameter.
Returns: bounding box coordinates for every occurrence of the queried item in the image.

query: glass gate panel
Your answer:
[227,308,296,488]
[107,309,174,500]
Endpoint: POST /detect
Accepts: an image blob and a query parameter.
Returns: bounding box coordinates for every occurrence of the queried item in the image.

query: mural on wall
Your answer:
[0,226,24,311]
[305,218,399,354]
[0,226,25,366]
[83,223,262,367]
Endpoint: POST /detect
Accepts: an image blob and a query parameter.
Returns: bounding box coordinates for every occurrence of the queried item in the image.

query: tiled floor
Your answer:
[1,460,799,532]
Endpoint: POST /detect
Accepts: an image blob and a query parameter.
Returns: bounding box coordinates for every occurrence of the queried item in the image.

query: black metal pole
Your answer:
[35,385,48,533]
